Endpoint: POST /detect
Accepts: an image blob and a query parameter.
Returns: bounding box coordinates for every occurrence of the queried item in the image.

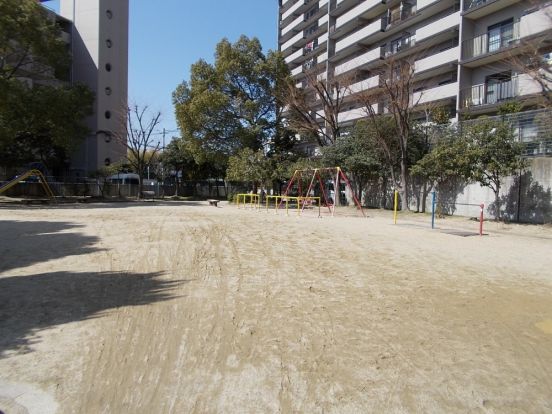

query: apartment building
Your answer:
[278,0,552,154]
[39,0,129,176]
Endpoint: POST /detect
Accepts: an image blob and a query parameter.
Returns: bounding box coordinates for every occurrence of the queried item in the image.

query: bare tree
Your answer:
[116,105,162,198]
[505,1,552,107]
[282,65,356,147]
[356,53,424,209]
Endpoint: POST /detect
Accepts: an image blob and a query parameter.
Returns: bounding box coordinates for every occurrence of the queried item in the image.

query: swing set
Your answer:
[264,167,365,217]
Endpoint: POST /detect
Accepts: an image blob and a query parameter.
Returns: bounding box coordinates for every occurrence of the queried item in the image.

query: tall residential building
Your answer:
[40,0,129,176]
[278,0,552,154]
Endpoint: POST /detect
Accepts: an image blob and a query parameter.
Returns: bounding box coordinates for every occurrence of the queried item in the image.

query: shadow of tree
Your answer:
[435,178,466,216]
[0,221,102,273]
[500,171,552,224]
[0,270,185,356]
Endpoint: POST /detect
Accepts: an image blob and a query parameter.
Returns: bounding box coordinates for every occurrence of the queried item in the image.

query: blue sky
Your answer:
[43,0,278,142]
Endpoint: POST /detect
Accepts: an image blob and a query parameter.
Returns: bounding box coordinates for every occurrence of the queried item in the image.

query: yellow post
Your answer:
[393,190,398,224]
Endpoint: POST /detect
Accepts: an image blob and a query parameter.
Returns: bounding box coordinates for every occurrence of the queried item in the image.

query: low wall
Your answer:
[415,157,552,224]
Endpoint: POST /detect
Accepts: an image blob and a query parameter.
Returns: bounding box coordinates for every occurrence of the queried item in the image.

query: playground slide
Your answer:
[0,169,55,199]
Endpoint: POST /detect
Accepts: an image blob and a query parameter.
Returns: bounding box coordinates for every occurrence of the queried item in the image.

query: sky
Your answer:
[43,0,278,143]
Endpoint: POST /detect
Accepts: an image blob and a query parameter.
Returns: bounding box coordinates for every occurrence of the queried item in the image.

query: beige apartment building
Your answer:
[278,0,552,221]
[278,0,551,152]
[37,0,129,176]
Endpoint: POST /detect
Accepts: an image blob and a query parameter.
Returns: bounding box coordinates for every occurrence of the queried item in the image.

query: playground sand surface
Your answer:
[0,202,551,413]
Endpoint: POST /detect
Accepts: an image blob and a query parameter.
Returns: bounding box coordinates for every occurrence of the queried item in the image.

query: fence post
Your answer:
[479,203,484,236]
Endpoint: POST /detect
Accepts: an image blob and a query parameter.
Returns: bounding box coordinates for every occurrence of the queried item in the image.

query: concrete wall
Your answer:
[60,0,128,175]
[418,157,552,224]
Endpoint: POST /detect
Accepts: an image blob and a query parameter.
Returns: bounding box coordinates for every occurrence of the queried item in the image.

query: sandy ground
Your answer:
[0,201,551,413]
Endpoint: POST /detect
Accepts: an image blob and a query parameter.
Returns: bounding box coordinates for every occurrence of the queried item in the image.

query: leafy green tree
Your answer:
[0,81,93,172]
[463,118,527,220]
[160,138,198,196]
[321,130,381,203]
[226,148,272,191]
[0,0,93,174]
[173,36,289,157]
[0,0,69,82]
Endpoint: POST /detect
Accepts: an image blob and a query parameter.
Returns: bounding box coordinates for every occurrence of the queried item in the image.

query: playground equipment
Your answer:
[280,167,365,217]
[236,193,260,209]
[0,169,56,200]
[393,190,485,236]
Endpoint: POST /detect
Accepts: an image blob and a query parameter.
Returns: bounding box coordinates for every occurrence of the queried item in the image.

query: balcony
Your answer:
[462,21,519,65]
[414,46,459,77]
[281,14,305,38]
[463,0,519,19]
[345,75,381,96]
[334,18,384,55]
[334,47,383,76]
[334,0,388,36]
[282,0,308,21]
[382,4,416,31]
[285,48,304,64]
[460,77,519,108]
[382,34,415,58]
[416,11,460,44]
[413,82,458,105]
[282,31,305,54]
[338,104,379,123]
[291,65,303,77]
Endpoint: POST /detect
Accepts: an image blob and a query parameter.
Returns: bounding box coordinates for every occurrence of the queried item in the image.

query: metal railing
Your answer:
[463,108,552,157]
[382,5,416,29]
[461,76,519,108]
[462,21,520,59]
[463,0,493,11]
[383,35,416,57]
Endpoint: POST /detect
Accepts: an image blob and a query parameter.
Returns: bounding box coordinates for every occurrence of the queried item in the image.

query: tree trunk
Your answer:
[494,186,501,221]
[400,159,408,211]
[421,182,429,214]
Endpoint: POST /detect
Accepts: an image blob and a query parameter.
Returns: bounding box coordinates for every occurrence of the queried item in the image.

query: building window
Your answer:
[105,111,112,119]
[105,87,112,96]
[106,39,112,48]
[105,63,112,72]
[106,10,113,19]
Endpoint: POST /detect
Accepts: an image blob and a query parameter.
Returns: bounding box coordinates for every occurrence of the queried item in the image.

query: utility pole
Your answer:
[162,128,166,150]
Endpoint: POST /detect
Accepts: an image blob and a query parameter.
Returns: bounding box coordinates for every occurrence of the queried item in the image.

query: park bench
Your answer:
[207,199,219,207]
[141,190,155,200]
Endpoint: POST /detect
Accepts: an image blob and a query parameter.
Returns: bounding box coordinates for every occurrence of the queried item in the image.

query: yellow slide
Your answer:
[0,169,55,199]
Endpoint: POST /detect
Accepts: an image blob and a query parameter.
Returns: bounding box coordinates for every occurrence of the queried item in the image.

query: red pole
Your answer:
[339,168,365,217]
[280,170,297,209]
[479,203,484,236]
[316,172,333,214]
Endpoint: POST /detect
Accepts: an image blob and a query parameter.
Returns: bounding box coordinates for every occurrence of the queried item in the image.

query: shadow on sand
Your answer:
[0,220,102,273]
[0,270,185,356]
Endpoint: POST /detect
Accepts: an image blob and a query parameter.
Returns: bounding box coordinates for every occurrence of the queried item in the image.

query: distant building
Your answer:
[39,0,129,176]
[278,0,552,154]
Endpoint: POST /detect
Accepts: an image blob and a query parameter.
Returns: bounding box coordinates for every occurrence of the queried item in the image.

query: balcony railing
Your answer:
[382,5,416,29]
[461,77,519,108]
[462,21,519,60]
[463,0,492,11]
[383,35,416,57]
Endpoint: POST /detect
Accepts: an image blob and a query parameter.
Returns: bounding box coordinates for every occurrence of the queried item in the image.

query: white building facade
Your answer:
[42,0,129,176]
[278,0,552,221]
[279,0,551,139]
